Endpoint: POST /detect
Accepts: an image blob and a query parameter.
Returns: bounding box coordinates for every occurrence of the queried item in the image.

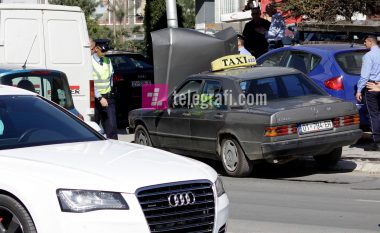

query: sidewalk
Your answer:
[117,131,380,174]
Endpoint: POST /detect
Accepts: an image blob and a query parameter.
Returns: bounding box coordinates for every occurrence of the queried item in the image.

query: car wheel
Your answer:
[0,194,37,233]
[134,125,152,146]
[313,147,342,167]
[220,138,253,177]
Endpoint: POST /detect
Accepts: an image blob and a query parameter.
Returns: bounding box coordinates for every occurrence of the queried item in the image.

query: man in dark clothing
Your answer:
[242,7,271,58]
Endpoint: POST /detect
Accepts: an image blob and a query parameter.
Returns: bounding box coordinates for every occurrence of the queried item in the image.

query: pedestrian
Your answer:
[92,39,118,140]
[265,3,285,50]
[242,7,271,58]
[237,34,252,56]
[356,35,380,151]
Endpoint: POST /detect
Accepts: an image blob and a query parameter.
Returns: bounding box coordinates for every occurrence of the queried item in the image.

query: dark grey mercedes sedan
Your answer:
[129,65,362,177]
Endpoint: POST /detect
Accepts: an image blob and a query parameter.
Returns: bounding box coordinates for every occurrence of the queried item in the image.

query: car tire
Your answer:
[313,147,342,167]
[0,194,37,233]
[134,125,152,146]
[220,138,253,177]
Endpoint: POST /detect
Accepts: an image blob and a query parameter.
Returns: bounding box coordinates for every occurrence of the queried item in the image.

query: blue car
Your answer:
[257,44,369,126]
[0,68,83,120]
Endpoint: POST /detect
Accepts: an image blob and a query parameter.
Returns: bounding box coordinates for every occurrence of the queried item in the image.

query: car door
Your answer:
[156,80,202,151]
[189,79,227,155]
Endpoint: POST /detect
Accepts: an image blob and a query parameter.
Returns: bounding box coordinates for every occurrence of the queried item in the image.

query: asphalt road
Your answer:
[118,133,380,232]
[223,171,380,233]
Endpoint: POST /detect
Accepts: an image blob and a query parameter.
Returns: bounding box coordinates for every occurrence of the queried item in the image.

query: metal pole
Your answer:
[166,0,178,28]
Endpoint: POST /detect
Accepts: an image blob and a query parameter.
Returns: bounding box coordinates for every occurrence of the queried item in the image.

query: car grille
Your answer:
[136,180,215,233]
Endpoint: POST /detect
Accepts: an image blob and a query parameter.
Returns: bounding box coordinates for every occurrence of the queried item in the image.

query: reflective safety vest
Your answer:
[92,56,112,94]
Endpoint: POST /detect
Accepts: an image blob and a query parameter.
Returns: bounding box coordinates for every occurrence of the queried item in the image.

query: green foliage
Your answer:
[280,0,377,21]
[49,0,98,18]
[177,0,195,28]
[144,0,186,62]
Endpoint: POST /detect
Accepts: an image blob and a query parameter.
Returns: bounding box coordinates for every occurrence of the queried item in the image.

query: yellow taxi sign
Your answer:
[211,55,257,72]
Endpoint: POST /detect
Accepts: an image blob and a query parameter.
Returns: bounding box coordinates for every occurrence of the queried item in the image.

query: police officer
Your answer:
[92,39,118,140]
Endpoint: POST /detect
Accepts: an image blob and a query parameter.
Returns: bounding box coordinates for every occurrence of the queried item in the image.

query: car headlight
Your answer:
[57,189,129,213]
[215,176,226,197]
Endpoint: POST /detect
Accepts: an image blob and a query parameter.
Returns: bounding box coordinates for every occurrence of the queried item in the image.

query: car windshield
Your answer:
[0,95,100,150]
[335,50,366,75]
[0,71,75,110]
[108,54,153,70]
[240,73,325,101]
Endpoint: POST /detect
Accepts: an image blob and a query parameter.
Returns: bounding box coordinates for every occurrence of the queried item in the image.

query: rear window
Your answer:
[0,71,74,110]
[108,54,153,70]
[240,73,325,101]
[335,50,367,75]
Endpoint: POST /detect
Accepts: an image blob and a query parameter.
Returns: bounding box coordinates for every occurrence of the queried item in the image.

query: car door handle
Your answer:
[214,113,224,119]
[182,112,191,117]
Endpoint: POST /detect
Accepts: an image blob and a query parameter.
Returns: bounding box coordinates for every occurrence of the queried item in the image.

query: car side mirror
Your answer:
[85,121,104,134]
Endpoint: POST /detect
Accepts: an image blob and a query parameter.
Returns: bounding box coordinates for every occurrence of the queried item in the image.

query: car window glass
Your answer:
[241,74,324,102]
[172,80,202,109]
[1,73,74,110]
[285,51,309,73]
[335,51,366,75]
[108,55,152,70]
[0,95,99,149]
[199,80,225,110]
[260,51,285,67]
[309,54,322,71]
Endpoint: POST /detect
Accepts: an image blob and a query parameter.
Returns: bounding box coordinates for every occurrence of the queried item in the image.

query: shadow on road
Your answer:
[195,157,357,180]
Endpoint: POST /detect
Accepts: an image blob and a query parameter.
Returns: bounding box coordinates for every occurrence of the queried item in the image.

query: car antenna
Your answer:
[22,34,38,70]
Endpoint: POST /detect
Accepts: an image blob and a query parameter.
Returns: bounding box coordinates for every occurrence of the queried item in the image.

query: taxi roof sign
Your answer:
[211,55,257,72]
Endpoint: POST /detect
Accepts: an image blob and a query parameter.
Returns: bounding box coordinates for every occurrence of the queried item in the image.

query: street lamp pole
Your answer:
[166,0,178,28]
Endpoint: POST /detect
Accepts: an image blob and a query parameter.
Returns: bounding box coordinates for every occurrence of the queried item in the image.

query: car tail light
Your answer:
[333,114,360,127]
[113,73,123,83]
[265,124,298,137]
[324,76,344,90]
[90,80,95,108]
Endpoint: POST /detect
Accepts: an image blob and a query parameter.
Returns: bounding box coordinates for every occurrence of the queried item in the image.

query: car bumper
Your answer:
[260,129,362,161]
[46,193,229,233]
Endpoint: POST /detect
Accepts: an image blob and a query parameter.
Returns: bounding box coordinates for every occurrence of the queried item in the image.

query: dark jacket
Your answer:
[243,18,271,58]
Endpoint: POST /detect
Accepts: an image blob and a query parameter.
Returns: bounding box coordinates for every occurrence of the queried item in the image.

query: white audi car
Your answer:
[0,85,229,233]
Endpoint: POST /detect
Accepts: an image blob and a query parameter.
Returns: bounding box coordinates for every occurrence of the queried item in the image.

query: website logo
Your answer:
[142,84,168,110]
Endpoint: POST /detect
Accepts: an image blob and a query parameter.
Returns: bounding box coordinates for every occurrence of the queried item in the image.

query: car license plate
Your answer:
[299,120,333,134]
[131,80,151,87]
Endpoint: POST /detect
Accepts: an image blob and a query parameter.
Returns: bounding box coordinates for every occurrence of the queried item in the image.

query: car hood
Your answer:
[0,140,217,193]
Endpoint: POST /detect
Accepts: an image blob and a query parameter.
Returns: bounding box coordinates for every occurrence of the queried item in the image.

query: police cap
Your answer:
[94,39,111,52]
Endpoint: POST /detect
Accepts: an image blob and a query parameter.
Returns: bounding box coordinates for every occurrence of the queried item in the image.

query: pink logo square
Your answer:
[142,84,169,110]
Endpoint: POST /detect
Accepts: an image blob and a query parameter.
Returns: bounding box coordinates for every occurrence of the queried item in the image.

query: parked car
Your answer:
[0,68,83,119]
[129,55,362,177]
[0,85,229,233]
[256,44,369,126]
[106,51,154,127]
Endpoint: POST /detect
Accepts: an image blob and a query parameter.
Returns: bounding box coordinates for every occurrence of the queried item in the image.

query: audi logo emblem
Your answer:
[168,192,196,207]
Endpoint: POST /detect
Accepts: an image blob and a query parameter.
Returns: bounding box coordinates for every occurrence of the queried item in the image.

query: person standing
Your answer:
[242,7,271,58]
[356,36,380,151]
[92,39,118,140]
[265,3,285,50]
[237,34,252,56]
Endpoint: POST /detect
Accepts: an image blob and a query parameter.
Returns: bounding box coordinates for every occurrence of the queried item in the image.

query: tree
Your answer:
[178,0,195,28]
[280,0,376,21]
[144,0,185,62]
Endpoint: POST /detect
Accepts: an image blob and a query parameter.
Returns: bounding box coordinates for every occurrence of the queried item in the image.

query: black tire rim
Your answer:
[0,206,23,233]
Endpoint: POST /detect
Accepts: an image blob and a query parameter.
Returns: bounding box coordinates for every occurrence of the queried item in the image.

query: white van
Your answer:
[0,4,94,120]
